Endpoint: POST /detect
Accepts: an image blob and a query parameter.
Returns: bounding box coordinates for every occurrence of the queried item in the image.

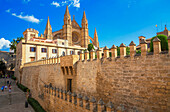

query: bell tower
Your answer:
[63,6,72,46]
[81,11,89,48]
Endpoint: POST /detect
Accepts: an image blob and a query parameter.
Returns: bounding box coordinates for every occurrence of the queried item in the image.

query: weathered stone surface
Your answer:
[19,53,170,112]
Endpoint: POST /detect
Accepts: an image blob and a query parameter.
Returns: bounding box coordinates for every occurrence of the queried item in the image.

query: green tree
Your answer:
[126,47,130,55]
[87,43,95,52]
[0,61,6,76]
[150,34,168,52]
[9,37,23,53]
[117,46,120,56]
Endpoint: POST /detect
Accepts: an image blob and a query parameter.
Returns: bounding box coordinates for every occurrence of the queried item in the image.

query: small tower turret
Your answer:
[81,11,89,48]
[44,16,53,40]
[23,28,39,42]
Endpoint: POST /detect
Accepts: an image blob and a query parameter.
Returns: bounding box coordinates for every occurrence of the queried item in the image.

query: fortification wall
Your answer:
[75,54,170,112]
[21,64,65,100]
[18,39,170,112]
[98,54,169,112]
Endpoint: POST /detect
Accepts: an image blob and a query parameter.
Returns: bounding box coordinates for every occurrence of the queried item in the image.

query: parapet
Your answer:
[23,28,39,34]
[23,38,170,67]
[43,85,126,112]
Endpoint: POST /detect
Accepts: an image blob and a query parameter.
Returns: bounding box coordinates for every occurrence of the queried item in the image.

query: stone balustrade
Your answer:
[44,85,123,112]
[24,39,170,67]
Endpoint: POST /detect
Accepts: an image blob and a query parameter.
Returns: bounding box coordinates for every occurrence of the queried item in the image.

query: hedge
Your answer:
[28,97,46,112]
[17,83,29,92]
[150,34,168,52]
[11,75,16,80]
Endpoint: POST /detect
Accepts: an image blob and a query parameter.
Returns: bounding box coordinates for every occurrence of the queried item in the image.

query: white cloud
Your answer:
[23,0,31,3]
[52,0,80,8]
[11,13,41,23]
[72,0,80,8]
[0,38,10,49]
[6,9,11,13]
[51,1,60,7]
[6,9,41,24]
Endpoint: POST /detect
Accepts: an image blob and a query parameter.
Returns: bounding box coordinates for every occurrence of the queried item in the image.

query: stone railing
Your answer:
[24,57,60,67]
[43,85,124,112]
[79,37,170,62]
[24,37,170,67]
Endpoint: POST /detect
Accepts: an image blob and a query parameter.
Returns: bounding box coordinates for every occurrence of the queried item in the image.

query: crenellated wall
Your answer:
[18,38,170,112]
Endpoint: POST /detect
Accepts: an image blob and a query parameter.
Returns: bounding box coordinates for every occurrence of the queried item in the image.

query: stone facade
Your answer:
[16,39,170,112]
[15,6,100,81]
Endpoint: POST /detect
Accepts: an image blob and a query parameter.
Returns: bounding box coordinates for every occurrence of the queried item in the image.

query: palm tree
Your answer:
[9,37,23,53]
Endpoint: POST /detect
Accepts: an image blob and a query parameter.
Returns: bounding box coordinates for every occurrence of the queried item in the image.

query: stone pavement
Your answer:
[0,78,34,112]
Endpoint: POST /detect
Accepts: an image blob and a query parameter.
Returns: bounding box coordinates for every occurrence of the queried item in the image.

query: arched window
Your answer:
[63,51,65,56]
[70,51,74,55]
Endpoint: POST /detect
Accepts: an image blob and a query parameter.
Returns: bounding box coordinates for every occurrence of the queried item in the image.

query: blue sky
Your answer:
[0,0,170,51]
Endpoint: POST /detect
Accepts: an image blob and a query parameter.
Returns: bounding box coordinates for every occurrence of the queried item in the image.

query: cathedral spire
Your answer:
[64,5,70,17]
[45,16,51,30]
[81,11,88,29]
[82,11,87,20]
[64,5,71,25]
[165,25,167,30]
[94,28,99,48]
[94,28,98,38]
[44,16,52,39]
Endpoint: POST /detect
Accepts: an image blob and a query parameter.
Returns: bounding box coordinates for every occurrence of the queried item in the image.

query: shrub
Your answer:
[150,34,168,52]
[87,43,95,52]
[136,49,141,54]
[17,83,28,92]
[11,75,16,80]
[28,97,46,112]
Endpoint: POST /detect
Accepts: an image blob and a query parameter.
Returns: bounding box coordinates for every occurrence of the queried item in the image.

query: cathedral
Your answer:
[43,6,99,48]
[16,6,100,66]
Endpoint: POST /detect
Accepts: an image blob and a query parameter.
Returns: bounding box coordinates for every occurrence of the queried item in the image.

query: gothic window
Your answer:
[69,66,73,75]
[72,32,79,43]
[61,67,65,75]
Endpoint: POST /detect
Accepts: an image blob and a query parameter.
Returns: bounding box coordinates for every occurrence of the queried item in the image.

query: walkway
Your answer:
[0,78,34,112]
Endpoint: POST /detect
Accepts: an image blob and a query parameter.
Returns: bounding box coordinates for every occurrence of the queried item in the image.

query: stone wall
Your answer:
[21,64,65,100]
[19,52,170,112]
[75,54,170,112]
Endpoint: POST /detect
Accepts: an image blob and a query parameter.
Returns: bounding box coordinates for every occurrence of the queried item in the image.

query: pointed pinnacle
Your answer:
[94,28,98,39]
[65,5,70,16]
[46,16,51,29]
[83,11,86,19]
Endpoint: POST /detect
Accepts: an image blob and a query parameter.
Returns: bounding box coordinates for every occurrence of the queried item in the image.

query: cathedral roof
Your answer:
[72,16,80,28]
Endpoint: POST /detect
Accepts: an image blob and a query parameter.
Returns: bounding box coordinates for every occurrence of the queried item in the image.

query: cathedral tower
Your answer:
[44,16,53,40]
[94,28,99,48]
[81,11,89,48]
[63,6,72,46]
